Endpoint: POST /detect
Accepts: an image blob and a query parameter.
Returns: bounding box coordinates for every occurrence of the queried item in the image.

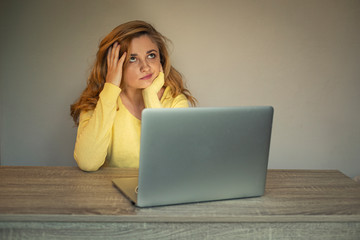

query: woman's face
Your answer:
[122,35,161,90]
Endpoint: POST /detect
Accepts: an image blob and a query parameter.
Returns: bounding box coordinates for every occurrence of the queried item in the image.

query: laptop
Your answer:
[112,106,274,207]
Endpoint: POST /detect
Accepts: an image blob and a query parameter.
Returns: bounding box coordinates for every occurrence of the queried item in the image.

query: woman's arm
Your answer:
[74,43,126,171]
[142,72,165,108]
[74,84,120,171]
[142,71,190,108]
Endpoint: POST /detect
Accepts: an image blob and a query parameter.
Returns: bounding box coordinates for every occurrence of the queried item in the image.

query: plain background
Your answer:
[0,0,359,178]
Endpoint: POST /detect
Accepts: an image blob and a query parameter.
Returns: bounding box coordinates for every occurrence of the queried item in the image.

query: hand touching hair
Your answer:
[70,20,196,125]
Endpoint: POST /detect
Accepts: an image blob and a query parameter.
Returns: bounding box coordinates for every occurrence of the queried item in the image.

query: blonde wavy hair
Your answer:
[70,20,196,125]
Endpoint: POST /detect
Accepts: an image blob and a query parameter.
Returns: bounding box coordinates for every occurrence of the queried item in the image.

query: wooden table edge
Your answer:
[1,214,360,223]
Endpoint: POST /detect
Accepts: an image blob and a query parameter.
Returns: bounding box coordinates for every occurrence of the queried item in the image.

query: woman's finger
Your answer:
[113,43,120,62]
[107,47,112,67]
[118,51,127,68]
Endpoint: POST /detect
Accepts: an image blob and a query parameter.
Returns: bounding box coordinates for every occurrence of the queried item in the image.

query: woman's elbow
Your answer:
[74,152,103,172]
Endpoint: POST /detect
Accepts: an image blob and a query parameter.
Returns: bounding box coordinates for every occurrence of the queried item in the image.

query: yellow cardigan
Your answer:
[74,82,189,171]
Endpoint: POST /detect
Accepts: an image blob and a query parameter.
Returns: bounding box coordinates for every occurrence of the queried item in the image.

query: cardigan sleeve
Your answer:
[73,83,121,171]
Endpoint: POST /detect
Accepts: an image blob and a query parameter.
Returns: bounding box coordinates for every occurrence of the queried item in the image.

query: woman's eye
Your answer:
[148,53,156,59]
[129,57,136,63]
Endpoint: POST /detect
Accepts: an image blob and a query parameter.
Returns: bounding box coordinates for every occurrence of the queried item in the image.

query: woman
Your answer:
[70,20,196,171]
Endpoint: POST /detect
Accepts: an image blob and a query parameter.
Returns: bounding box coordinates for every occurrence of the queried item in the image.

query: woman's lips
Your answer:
[140,74,152,80]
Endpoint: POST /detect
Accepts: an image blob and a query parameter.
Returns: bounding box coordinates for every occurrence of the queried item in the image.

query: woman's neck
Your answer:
[120,88,145,120]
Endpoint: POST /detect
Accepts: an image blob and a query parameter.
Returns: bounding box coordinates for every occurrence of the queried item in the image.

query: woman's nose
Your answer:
[140,59,150,72]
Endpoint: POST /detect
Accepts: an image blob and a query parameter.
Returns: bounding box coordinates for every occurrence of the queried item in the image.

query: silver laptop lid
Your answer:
[137,106,274,207]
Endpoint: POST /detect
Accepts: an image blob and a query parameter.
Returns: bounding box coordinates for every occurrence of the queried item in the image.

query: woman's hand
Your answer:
[142,69,165,108]
[106,42,127,88]
[143,69,165,95]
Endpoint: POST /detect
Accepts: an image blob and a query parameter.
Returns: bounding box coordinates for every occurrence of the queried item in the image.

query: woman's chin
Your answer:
[139,79,154,89]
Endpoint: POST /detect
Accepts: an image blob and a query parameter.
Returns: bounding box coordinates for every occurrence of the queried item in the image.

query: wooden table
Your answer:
[0,166,359,239]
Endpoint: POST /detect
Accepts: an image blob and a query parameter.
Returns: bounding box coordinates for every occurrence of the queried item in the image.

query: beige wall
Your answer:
[1,0,359,177]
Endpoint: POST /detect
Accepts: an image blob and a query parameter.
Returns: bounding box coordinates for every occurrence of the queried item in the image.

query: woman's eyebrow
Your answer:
[147,49,157,54]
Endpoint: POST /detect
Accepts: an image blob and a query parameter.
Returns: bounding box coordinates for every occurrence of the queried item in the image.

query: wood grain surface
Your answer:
[1,166,360,239]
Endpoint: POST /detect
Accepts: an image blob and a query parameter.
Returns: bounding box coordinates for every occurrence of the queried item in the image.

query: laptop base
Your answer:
[112,177,138,204]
